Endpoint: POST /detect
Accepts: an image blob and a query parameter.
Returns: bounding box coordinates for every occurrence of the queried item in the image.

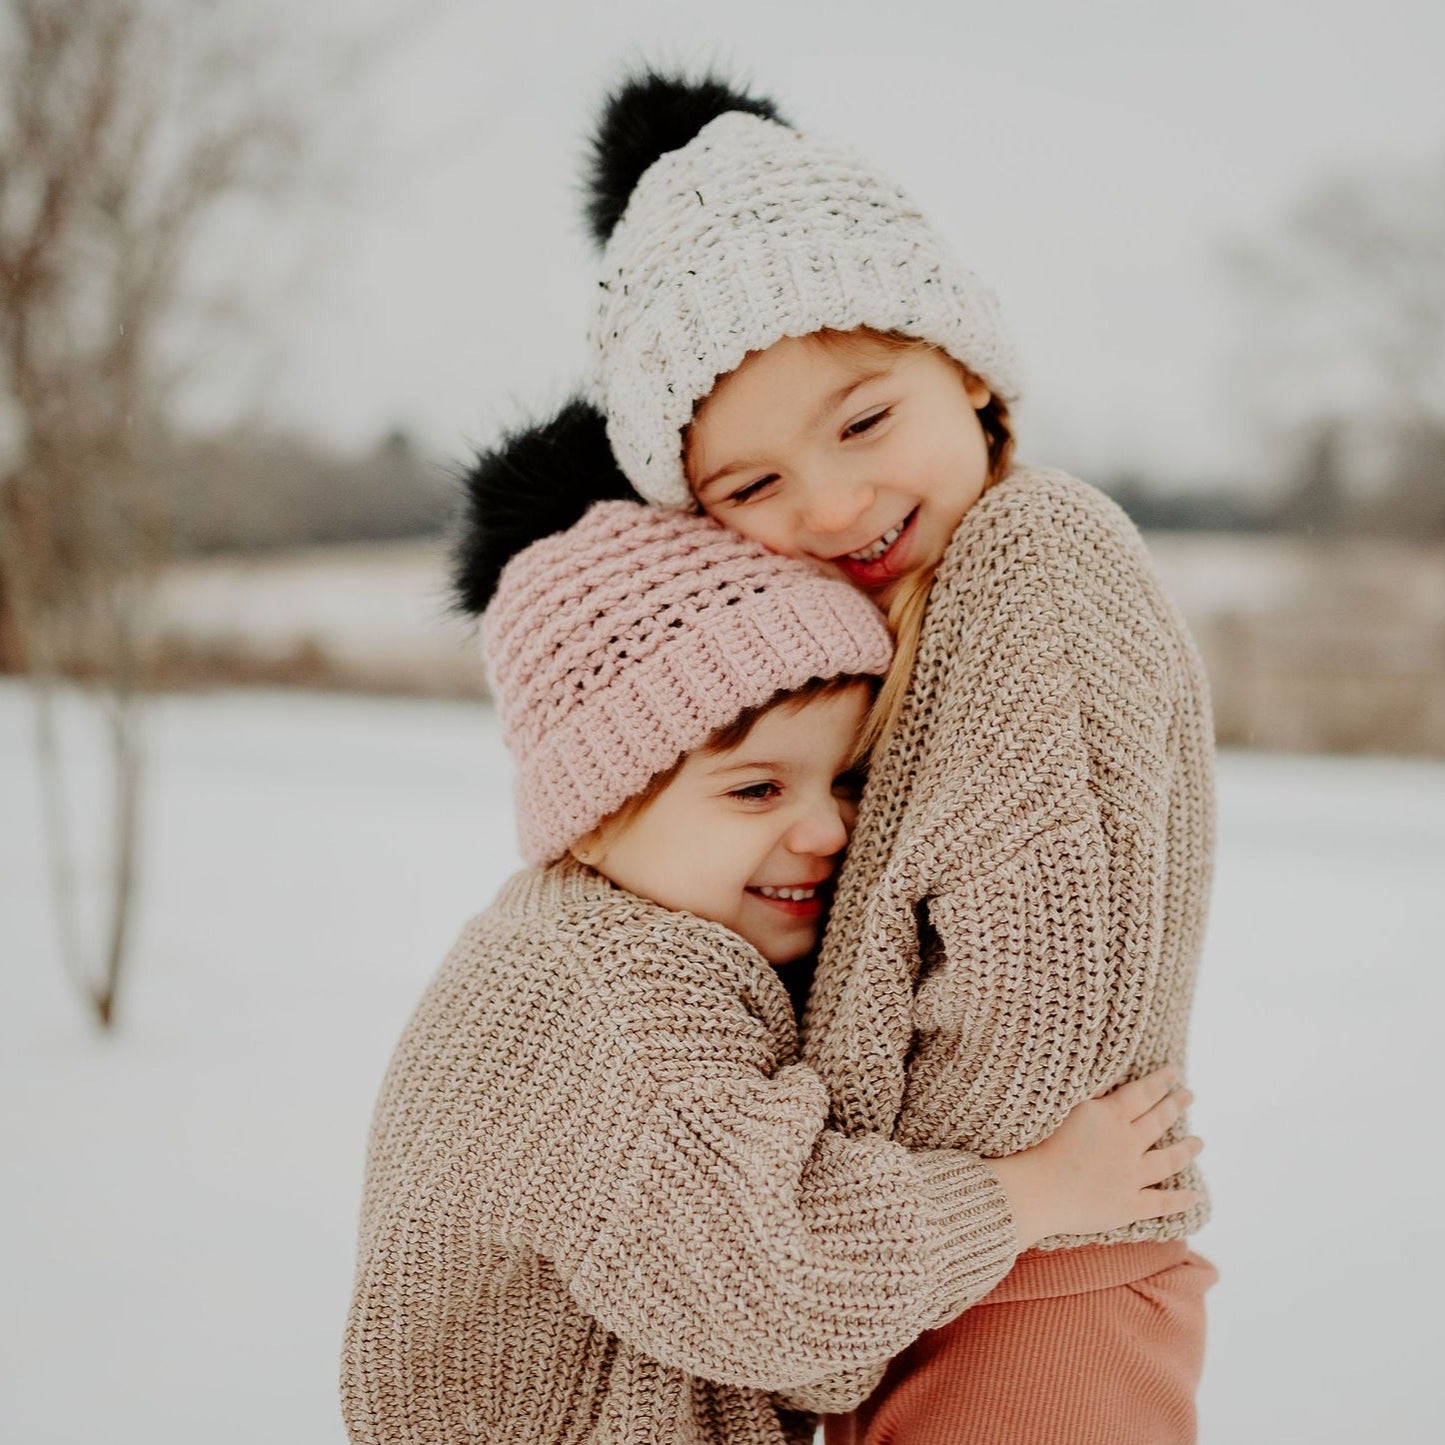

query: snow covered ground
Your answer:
[2,683,1441,1443]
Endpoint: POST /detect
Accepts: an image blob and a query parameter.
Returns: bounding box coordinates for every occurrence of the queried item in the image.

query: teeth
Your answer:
[756,886,817,901]
[846,519,906,564]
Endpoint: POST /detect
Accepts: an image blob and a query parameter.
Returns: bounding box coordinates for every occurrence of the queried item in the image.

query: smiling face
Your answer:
[578,682,871,966]
[687,334,996,607]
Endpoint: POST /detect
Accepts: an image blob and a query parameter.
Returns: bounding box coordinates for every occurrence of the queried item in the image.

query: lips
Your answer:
[747,881,829,918]
[834,507,918,588]
[844,517,908,565]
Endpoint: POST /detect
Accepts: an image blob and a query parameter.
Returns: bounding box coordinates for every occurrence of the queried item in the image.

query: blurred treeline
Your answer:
[131,424,1445,561]
[1107,434,1445,538]
[123,412,1445,555]
[157,428,455,555]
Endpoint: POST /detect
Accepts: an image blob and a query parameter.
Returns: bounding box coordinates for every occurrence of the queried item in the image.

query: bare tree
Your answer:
[1227,147,1445,534]
[0,0,310,1027]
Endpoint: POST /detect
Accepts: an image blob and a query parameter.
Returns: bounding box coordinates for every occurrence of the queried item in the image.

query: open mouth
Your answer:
[747,883,827,917]
[836,507,919,584]
[845,516,910,564]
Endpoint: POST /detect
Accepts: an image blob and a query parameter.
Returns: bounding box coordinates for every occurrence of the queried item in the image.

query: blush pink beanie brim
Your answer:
[482,499,893,864]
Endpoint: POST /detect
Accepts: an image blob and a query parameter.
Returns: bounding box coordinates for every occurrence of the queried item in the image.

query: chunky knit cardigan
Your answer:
[806,465,1214,1251]
[341,863,1020,1445]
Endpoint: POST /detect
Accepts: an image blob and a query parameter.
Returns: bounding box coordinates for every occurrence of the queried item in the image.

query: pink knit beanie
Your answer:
[482,499,892,864]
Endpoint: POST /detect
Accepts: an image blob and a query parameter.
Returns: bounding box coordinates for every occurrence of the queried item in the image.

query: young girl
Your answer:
[339,402,1201,1444]
[580,73,1219,1443]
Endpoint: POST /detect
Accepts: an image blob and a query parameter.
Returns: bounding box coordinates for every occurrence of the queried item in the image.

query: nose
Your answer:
[797,472,874,538]
[786,794,850,860]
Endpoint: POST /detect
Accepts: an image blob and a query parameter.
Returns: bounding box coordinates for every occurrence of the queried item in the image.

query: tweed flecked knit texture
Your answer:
[591,111,1021,506]
[805,466,1214,1250]
[482,499,891,864]
[341,862,1021,1445]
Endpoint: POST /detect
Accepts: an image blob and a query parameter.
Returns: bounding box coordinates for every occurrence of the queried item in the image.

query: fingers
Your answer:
[1134,1086,1194,1144]
[1131,1186,1202,1223]
[1100,1065,1178,1120]
[1139,1135,1204,1187]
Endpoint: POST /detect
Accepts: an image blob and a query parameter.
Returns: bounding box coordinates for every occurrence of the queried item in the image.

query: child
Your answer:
[580,73,1219,1443]
[339,402,1201,1444]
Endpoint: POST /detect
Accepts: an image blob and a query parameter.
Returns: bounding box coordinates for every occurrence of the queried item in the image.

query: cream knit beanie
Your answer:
[585,73,1022,508]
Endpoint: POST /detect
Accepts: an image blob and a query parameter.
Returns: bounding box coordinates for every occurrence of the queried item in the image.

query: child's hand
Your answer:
[987,1067,1202,1250]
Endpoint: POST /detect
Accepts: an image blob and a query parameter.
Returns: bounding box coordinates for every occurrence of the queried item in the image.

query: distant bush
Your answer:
[160,429,456,555]
[1101,476,1273,533]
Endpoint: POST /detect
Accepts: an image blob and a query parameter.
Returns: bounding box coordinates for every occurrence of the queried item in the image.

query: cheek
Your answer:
[667,813,769,884]
[911,421,990,504]
[701,500,806,558]
[960,415,992,471]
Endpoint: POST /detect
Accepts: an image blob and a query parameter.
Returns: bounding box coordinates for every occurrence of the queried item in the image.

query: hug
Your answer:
[342,69,1216,1445]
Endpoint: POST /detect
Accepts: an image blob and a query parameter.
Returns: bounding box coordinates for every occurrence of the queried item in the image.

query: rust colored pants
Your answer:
[825,1241,1217,1445]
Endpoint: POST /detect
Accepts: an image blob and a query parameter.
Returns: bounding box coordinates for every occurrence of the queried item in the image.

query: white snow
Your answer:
[1,683,1441,1443]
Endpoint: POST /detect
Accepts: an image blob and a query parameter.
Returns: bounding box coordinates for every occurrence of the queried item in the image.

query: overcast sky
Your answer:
[233,0,1445,492]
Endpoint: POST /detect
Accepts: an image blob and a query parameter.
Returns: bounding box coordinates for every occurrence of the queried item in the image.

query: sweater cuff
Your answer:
[911,1150,1020,1326]
[774,1361,887,1417]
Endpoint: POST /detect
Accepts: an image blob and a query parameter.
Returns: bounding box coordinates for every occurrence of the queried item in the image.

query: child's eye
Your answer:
[728,781,781,803]
[728,474,779,505]
[833,768,868,801]
[842,409,890,440]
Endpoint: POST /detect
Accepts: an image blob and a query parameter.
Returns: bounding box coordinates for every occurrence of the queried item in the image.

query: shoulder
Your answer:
[448,867,759,993]
[571,897,796,1070]
[884,468,1195,855]
[491,865,795,1055]
[929,464,1187,658]
[390,868,792,1098]
[940,465,1150,590]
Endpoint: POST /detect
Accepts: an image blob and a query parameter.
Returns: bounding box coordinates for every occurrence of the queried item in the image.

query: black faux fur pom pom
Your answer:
[583,69,786,247]
[451,398,640,616]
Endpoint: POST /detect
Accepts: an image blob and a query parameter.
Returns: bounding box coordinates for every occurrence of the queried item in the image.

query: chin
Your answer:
[761,938,816,967]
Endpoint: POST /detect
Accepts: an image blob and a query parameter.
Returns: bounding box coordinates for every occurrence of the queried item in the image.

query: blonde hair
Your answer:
[810,330,1015,755]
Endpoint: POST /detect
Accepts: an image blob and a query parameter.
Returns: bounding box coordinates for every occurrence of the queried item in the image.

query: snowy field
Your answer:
[2,682,1441,1444]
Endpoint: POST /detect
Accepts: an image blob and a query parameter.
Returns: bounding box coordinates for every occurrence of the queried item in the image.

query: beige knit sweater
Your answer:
[341,863,1021,1444]
[806,465,1214,1251]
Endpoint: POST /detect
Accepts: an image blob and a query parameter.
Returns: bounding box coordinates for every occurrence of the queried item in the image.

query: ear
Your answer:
[964,374,993,410]
[571,829,605,868]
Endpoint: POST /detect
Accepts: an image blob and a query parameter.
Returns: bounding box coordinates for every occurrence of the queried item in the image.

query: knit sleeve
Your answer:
[890,481,1186,1168]
[906,798,1153,1164]
[561,1068,1016,1393]
[524,945,1019,1395]
[771,1363,887,1417]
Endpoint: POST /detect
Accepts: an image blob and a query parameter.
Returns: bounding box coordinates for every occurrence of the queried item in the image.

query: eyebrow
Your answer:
[692,367,893,499]
[807,368,891,432]
[705,758,787,777]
